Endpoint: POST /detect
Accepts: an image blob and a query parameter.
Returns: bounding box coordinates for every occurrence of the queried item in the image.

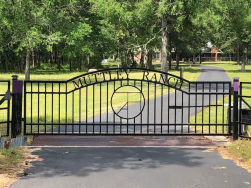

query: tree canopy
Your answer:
[0,0,250,79]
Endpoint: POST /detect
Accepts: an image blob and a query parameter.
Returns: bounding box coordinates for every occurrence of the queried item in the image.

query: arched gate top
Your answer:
[68,68,190,93]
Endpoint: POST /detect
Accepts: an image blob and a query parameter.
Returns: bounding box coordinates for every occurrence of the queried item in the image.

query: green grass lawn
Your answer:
[0,148,23,173]
[0,63,201,135]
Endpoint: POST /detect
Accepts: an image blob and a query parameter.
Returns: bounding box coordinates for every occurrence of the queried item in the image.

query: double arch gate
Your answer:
[23,68,232,136]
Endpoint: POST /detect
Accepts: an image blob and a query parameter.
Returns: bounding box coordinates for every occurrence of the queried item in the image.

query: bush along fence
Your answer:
[0,70,250,145]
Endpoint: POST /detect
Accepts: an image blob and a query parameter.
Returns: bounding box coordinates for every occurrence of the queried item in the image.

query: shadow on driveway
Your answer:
[24,147,203,178]
[11,147,251,188]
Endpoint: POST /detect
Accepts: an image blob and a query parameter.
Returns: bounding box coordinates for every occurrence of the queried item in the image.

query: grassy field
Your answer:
[0,62,201,135]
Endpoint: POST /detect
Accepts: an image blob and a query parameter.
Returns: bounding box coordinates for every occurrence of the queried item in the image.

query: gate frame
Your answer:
[22,68,233,136]
[0,80,10,137]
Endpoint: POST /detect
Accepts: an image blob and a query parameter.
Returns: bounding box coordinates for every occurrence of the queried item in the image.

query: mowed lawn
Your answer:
[0,64,201,135]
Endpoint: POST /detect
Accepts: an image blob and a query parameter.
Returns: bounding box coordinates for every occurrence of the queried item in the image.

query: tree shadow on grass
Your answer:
[21,147,204,179]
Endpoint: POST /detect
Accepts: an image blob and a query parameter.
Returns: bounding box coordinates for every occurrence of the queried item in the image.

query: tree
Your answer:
[216,0,250,68]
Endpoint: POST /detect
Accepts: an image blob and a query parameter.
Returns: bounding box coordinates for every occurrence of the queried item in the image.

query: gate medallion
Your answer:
[111,85,145,119]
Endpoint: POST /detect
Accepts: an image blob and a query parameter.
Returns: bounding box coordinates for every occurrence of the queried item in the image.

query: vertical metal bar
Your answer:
[202,83,204,134]
[107,81,108,134]
[147,82,149,134]
[59,83,61,133]
[100,82,102,134]
[127,92,128,134]
[216,83,218,134]
[228,83,232,135]
[134,80,136,134]
[239,82,242,136]
[65,83,67,134]
[233,77,239,140]
[188,83,191,133]
[140,81,143,133]
[79,87,81,134]
[72,91,74,133]
[222,83,225,134]
[7,81,10,136]
[24,82,26,135]
[209,83,211,134]
[154,82,156,133]
[181,91,184,133]
[38,82,40,133]
[31,82,33,134]
[120,80,122,134]
[113,81,115,134]
[174,86,177,133]
[51,83,53,134]
[93,84,95,134]
[195,82,197,133]
[44,83,46,134]
[86,86,88,134]
[161,84,163,134]
[168,85,170,133]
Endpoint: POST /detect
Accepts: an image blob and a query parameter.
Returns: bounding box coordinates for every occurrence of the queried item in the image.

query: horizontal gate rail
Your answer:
[23,68,232,136]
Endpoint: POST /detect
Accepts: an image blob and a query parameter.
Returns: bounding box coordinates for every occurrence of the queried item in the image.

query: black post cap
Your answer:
[12,75,18,80]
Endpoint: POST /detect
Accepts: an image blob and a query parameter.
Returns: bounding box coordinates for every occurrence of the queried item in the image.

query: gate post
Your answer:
[233,77,239,140]
[11,75,23,138]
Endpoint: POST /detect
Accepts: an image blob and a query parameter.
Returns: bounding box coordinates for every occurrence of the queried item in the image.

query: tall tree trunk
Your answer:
[19,55,23,72]
[4,53,9,72]
[161,15,168,72]
[50,46,54,65]
[146,50,153,69]
[168,41,172,70]
[127,50,132,67]
[37,53,40,67]
[199,51,202,64]
[25,49,30,80]
[242,43,248,72]
[130,50,136,67]
[32,50,35,68]
[55,50,60,71]
[139,51,145,68]
[114,49,119,60]
[79,57,82,71]
[87,54,90,69]
[175,49,180,70]
[192,54,195,64]
[237,43,240,65]
[245,43,248,64]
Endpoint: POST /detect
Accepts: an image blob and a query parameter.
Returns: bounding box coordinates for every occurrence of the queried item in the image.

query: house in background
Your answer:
[134,44,224,64]
[201,46,223,62]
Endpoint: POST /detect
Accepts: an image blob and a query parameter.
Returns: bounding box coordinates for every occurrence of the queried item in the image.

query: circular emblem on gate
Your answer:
[111,85,145,119]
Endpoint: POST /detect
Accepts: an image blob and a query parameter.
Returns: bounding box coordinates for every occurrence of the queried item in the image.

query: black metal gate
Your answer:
[0,80,11,137]
[23,68,232,136]
[238,82,251,139]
